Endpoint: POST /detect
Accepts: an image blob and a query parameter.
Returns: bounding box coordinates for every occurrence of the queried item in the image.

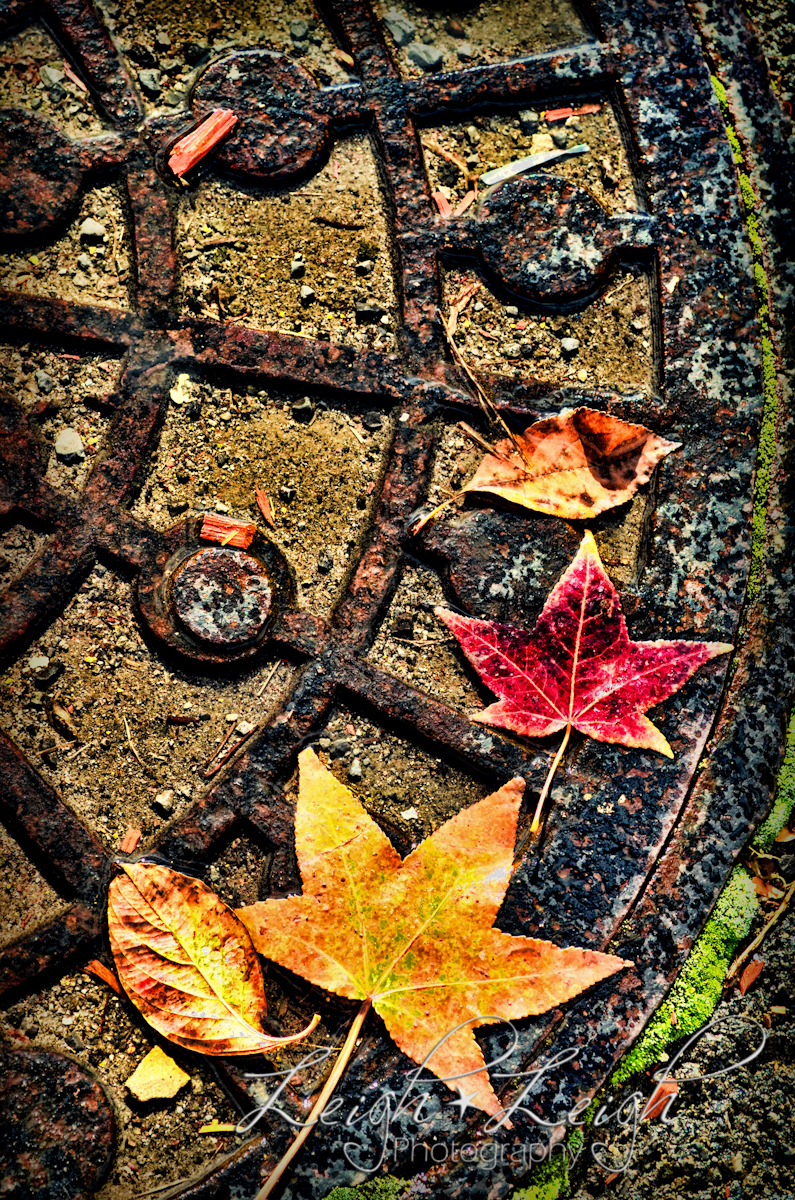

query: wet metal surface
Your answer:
[0,1047,115,1198]
[0,0,793,1195]
[172,547,273,648]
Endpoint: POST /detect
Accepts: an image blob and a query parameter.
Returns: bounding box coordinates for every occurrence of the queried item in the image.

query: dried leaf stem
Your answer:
[515,724,573,859]
[123,715,146,769]
[725,877,795,982]
[441,315,526,459]
[254,998,372,1200]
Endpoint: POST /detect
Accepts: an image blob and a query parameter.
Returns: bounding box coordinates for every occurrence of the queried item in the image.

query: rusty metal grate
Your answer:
[1,0,793,1195]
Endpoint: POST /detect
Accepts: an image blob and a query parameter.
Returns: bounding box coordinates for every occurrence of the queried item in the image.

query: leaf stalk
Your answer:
[254,998,372,1200]
[530,724,572,834]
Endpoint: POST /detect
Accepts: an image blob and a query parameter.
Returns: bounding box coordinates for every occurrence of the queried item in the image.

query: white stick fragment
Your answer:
[479,143,590,187]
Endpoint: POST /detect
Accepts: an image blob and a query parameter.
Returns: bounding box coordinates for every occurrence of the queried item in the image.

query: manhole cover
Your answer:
[0,0,792,1197]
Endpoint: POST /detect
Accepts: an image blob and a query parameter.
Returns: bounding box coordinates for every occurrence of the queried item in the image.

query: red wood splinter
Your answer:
[168,109,239,177]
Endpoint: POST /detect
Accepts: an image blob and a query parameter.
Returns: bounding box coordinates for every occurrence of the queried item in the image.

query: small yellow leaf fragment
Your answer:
[125,1045,190,1102]
[199,1120,238,1134]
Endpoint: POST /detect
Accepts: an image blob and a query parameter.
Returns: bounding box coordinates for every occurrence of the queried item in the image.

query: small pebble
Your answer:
[79,217,106,243]
[530,132,555,154]
[40,65,65,87]
[445,17,465,37]
[355,298,386,324]
[299,284,315,303]
[504,343,521,359]
[408,43,444,71]
[384,9,416,45]
[456,42,475,61]
[225,712,240,723]
[329,738,350,758]
[504,305,519,317]
[236,720,255,736]
[77,253,92,270]
[35,369,54,394]
[153,789,174,815]
[560,336,581,357]
[54,428,85,464]
[28,655,49,671]
[361,410,383,431]
[154,29,171,49]
[551,128,568,149]
[291,397,314,422]
[137,68,161,97]
[317,549,334,574]
[290,258,306,278]
[290,18,310,41]
[519,109,540,133]
[128,42,157,67]
[355,259,374,277]
[348,758,362,781]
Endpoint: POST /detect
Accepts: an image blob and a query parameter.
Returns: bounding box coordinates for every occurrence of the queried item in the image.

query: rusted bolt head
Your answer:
[172,548,273,646]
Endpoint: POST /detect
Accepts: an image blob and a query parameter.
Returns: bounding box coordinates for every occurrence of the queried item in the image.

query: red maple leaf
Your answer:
[437,530,732,759]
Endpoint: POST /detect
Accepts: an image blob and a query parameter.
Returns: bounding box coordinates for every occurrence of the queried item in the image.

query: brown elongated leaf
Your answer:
[237,750,628,1117]
[108,862,319,1055]
[462,407,681,519]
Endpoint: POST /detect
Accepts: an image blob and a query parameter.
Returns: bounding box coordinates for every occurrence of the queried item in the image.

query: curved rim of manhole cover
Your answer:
[0,1047,115,1199]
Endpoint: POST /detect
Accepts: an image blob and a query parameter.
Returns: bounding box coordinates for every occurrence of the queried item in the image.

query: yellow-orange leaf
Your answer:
[237,750,628,1117]
[108,862,319,1056]
[463,407,680,519]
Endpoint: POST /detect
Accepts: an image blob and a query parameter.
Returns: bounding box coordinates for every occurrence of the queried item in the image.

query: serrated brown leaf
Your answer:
[108,862,318,1056]
[463,407,680,519]
[237,750,628,1116]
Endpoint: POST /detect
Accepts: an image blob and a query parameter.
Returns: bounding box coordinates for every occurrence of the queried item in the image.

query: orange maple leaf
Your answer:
[237,749,629,1117]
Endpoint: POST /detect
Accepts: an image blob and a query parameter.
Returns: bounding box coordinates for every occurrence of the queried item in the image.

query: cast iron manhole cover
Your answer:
[0,0,793,1197]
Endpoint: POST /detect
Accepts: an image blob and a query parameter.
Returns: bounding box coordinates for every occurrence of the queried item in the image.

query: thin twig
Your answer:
[409,488,468,535]
[256,660,283,699]
[200,722,235,771]
[392,636,455,646]
[254,999,372,1200]
[457,420,514,463]
[312,215,366,230]
[123,715,146,769]
[64,741,94,762]
[200,724,259,780]
[725,877,795,982]
[441,315,527,464]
